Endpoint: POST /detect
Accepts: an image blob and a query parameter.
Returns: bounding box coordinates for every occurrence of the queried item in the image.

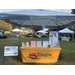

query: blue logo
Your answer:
[37,52,52,57]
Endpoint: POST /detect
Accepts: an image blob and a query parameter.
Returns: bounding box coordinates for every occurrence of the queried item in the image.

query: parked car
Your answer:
[42,34,47,37]
[34,34,42,38]
[26,33,33,37]
[34,33,47,38]
[0,32,7,38]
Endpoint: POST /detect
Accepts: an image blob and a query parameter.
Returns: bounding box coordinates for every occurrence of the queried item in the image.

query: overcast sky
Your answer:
[0,9,71,13]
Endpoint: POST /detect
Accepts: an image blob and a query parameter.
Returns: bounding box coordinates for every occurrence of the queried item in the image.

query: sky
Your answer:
[0,9,71,13]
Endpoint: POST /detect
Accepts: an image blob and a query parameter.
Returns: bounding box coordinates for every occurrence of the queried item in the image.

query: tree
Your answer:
[70,9,75,36]
[67,24,75,37]
[0,20,12,30]
[12,24,17,29]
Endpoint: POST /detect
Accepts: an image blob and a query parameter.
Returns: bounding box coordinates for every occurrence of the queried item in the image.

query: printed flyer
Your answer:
[37,41,42,47]
[31,41,36,47]
[26,42,29,47]
[43,41,48,48]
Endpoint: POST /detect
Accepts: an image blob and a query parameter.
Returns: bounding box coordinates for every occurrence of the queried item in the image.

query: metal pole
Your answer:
[73,33,74,41]
[18,25,21,60]
[18,20,26,60]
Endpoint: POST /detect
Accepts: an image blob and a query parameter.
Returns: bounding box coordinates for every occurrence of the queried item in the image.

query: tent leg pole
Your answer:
[58,26,60,37]
[18,25,21,61]
[58,26,60,46]
[18,20,25,61]
[73,33,74,41]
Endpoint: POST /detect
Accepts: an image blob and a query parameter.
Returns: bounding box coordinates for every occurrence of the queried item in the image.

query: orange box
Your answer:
[20,47,61,64]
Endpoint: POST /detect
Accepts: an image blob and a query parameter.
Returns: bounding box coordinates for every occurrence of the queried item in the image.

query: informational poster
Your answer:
[4,46,18,56]
[26,42,29,47]
[37,41,42,47]
[43,41,48,48]
[49,31,58,47]
[31,41,36,47]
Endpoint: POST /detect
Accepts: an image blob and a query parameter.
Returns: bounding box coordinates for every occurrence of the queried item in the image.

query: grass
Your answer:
[0,36,75,65]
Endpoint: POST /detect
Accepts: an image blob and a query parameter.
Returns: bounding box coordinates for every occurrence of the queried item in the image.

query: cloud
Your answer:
[0,9,71,13]
[51,9,62,11]
[50,9,71,13]
[0,9,23,13]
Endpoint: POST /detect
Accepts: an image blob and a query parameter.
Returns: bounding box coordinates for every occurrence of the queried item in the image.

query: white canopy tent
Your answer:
[59,28,74,33]
[36,30,48,34]
[59,28,74,41]
[11,28,23,32]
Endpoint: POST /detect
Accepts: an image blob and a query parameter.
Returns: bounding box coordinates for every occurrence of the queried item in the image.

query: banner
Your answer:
[61,37,70,41]
[20,47,61,63]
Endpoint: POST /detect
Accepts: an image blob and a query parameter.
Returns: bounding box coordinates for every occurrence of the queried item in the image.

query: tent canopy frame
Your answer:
[1,9,75,60]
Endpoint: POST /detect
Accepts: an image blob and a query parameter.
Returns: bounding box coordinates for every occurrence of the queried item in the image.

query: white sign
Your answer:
[4,46,18,56]
[49,31,59,47]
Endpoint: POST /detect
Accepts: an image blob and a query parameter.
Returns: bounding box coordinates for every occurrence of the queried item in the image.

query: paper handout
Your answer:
[37,41,42,47]
[22,42,25,47]
[43,41,48,48]
[31,41,36,47]
[26,42,29,47]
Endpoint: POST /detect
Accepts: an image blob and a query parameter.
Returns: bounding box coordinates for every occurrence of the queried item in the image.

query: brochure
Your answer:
[37,41,42,47]
[43,41,48,48]
[22,42,25,47]
[26,42,29,47]
[31,41,36,47]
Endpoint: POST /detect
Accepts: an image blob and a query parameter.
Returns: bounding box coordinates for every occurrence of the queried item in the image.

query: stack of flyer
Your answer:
[37,41,42,47]
[43,41,48,48]
[26,42,29,47]
[22,41,49,48]
[31,41,36,47]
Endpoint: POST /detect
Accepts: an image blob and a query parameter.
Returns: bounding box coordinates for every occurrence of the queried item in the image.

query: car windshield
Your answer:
[0,32,3,34]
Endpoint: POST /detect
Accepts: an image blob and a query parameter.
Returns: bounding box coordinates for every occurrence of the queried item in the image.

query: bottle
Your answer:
[48,41,50,48]
[49,45,51,48]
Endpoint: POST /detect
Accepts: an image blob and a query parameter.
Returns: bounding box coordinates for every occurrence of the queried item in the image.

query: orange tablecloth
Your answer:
[20,47,61,64]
